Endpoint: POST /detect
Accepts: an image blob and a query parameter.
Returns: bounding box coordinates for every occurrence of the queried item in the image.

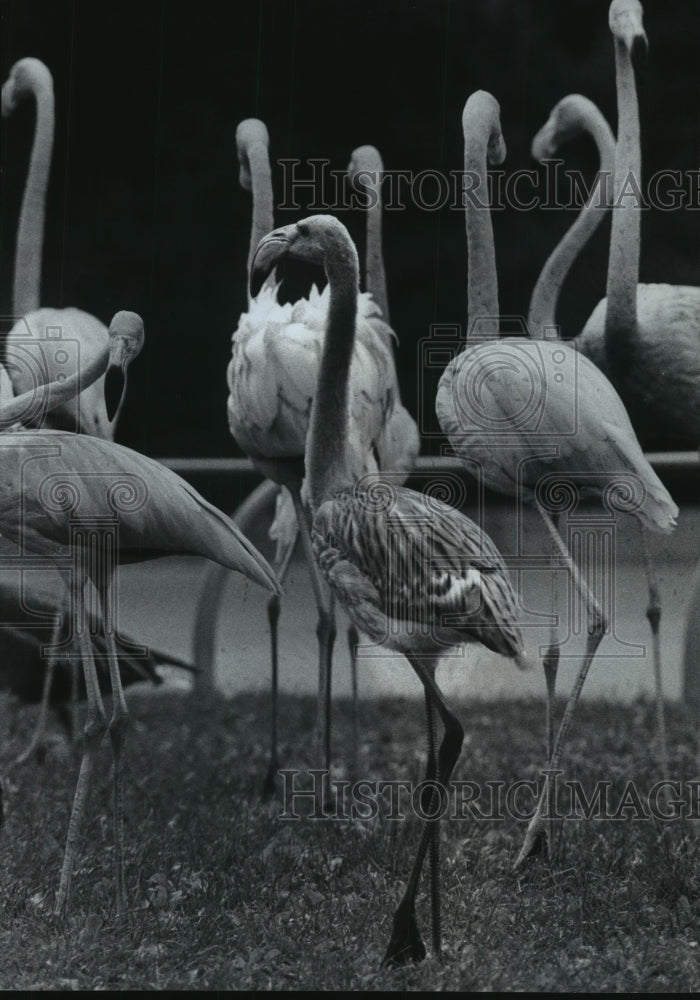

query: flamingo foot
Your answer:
[382,899,426,966]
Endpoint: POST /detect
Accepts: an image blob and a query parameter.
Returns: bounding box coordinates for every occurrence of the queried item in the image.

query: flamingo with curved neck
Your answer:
[435,90,678,865]
[251,214,524,965]
[2,57,139,436]
[527,95,616,339]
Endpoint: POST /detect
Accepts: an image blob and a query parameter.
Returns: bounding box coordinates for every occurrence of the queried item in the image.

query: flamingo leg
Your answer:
[347,623,360,781]
[640,526,670,785]
[262,533,299,799]
[423,690,441,958]
[289,487,336,775]
[515,505,607,868]
[543,512,561,765]
[55,569,107,918]
[383,656,464,966]
[538,511,560,860]
[14,612,64,767]
[95,571,129,919]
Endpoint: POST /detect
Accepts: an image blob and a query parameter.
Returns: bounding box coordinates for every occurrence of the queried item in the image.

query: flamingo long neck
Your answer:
[464,114,499,338]
[246,141,275,282]
[0,338,108,430]
[605,35,640,372]
[528,108,616,339]
[306,240,360,509]
[13,70,54,318]
[364,166,389,321]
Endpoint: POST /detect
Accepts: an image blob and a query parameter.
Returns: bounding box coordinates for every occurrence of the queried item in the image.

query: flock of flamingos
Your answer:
[1,0,699,969]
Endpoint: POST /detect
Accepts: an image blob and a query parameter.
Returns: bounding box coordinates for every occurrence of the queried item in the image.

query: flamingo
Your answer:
[250,214,524,965]
[220,119,417,793]
[2,56,146,749]
[574,0,700,452]
[1,56,135,437]
[528,1,692,787]
[434,90,678,865]
[0,312,280,918]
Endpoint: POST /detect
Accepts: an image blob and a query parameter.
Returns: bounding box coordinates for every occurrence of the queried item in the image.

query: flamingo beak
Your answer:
[1,81,16,117]
[531,116,557,162]
[104,336,130,423]
[488,133,507,167]
[250,231,290,298]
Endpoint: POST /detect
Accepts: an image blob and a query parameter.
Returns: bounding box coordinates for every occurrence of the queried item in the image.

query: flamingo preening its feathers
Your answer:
[217,119,417,792]
[250,213,524,964]
[434,89,678,866]
[0,310,280,917]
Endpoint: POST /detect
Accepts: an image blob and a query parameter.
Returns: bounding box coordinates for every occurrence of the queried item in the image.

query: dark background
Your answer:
[1,0,698,460]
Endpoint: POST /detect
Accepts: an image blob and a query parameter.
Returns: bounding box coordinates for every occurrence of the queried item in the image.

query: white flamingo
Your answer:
[2,56,148,755]
[575,0,699,452]
[250,213,524,965]
[434,90,678,866]
[220,119,417,791]
[528,0,693,786]
[0,310,280,917]
[1,56,136,436]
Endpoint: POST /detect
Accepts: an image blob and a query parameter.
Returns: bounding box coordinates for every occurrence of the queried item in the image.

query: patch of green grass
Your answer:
[0,690,698,990]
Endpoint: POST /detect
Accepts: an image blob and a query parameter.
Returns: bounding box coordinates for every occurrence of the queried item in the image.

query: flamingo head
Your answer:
[463,91,506,166]
[104,311,145,423]
[531,94,596,161]
[236,118,270,193]
[1,57,53,117]
[347,144,383,198]
[250,215,358,298]
[609,0,648,58]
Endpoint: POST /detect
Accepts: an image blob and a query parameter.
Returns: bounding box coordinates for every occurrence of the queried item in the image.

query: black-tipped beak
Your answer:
[104,364,126,422]
[250,231,290,298]
[488,133,507,167]
[631,31,649,73]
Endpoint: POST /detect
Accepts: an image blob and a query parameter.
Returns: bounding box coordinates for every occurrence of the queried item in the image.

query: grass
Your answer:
[0,688,698,990]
